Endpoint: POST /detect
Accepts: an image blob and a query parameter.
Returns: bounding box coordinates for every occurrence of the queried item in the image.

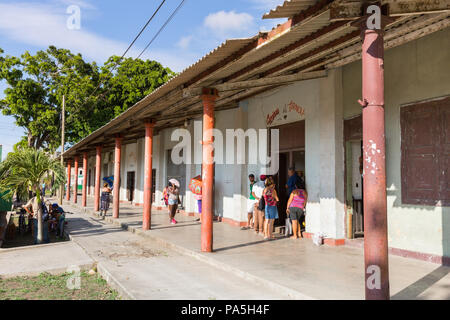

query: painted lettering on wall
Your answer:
[266,108,280,126]
[288,101,305,116]
[265,100,305,127]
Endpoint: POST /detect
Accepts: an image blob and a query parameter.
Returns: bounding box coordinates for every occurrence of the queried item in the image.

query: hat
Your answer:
[260,174,267,181]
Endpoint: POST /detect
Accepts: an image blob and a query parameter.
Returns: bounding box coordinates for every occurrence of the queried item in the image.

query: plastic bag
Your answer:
[285,218,292,237]
[313,232,325,246]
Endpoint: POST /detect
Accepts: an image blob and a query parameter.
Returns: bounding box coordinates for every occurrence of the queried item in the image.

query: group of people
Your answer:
[22,193,67,244]
[244,168,307,240]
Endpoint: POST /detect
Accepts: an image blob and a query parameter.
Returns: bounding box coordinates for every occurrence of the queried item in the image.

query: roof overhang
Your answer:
[63,0,450,160]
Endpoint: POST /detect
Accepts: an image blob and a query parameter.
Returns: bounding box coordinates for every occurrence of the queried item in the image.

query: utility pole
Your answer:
[59,95,65,205]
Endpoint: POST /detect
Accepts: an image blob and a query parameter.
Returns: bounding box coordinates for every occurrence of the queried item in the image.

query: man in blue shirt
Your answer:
[286,167,305,197]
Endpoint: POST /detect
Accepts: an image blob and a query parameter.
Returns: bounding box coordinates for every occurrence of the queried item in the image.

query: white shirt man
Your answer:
[251,175,267,236]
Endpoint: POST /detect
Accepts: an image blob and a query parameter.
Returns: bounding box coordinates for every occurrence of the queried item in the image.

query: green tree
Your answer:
[0,149,66,243]
[0,46,99,151]
[0,47,174,151]
[88,56,175,130]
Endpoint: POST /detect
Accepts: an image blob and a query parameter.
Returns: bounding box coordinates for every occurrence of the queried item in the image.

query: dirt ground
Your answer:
[2,214,69,249]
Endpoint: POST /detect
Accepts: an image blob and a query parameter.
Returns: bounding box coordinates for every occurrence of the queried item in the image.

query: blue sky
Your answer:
[0,0,286,159]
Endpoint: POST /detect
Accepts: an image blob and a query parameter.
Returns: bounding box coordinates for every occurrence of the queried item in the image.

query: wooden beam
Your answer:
[325,13,450,69]
[386,0,450,16]
[183,70,327,97]
[223,20,350,83]
[330,0,450,21]
[156,95,201,116]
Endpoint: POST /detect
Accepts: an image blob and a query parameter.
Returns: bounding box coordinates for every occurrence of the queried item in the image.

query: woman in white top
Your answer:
[168,183,180,225]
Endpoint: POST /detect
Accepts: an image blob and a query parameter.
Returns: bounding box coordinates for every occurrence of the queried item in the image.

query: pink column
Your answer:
[143,121,155,231]
[201,88,218,253]
[73,156,79,204]
[113,137,123,219]
[94,146,102,212]
[82,152,88,207]
[357,13,390,300]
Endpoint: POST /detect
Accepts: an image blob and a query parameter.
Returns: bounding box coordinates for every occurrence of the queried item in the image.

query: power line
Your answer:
[137,0,187,59]
[84,0,167,102]
[94,0,187,102]
[120,0,167,62]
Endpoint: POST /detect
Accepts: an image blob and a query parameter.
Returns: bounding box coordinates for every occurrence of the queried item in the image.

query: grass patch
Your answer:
[0,272,120,300]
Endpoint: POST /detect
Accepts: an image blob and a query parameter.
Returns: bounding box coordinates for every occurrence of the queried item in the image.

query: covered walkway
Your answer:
[63,197,450,300]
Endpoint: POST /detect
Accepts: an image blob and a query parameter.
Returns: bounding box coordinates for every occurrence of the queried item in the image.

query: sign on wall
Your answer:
[264,100,305,127]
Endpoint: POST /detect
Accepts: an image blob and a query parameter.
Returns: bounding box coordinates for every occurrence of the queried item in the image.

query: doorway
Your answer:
[126,171,135,202]
[271,121,306,227]
[344,116,364,238]
[273,150,305,226]
[88,169,92,195]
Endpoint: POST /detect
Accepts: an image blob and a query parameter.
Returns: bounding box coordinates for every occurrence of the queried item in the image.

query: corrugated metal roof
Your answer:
[263,0,319,19]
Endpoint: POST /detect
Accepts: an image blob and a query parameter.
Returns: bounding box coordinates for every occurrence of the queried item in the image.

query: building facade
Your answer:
[64,1,450,268]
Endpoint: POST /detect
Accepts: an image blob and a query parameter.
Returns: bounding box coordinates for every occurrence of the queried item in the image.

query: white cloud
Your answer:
[204,11,254,34]
[177,35,193,50]
[248,0,286,11]
[0,2,191,72]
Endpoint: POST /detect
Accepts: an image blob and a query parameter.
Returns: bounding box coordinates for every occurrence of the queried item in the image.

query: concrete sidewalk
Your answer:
[65,210,294,300]
[0,241,94,278]
[64,197,450,300]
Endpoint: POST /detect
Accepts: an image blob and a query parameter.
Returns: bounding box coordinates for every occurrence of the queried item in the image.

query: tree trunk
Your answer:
[27,132,33,148]
[35,188,43,244]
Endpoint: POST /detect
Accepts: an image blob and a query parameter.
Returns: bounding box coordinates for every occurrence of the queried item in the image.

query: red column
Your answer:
[82,152,88,207]
[66,159,72,201]
[143,121,155,231]
[358,15,390,300]
[113,137,123,219]
[94,146,102,212]
[73,156,79,204]
[201,88,218,253]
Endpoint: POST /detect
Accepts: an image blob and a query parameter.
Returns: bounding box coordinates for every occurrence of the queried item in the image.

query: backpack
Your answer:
[257,196,265,211]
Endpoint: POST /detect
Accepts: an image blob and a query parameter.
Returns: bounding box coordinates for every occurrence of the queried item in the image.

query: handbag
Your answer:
[257,196,265,211]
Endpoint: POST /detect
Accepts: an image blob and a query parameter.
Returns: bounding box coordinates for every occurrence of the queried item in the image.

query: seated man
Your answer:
[50,204,66,239]
[22,195,50,244]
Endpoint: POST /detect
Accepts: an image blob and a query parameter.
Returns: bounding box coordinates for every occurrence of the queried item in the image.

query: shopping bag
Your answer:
[285,218,293,237]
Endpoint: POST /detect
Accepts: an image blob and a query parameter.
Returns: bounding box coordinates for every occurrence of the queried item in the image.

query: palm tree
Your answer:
[0,148,66,244]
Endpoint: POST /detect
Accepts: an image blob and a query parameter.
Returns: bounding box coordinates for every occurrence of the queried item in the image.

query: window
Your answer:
[401,96,450,206]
